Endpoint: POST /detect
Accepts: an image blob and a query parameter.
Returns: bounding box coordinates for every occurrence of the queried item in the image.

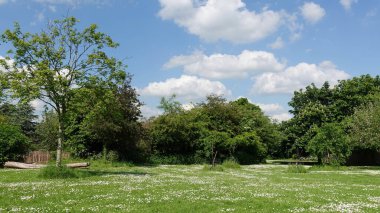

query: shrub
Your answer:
[307,123,351,166]
[287,164,308,173]
[229,132,267,164]
[222,158,241,169]
[0,123,30,167]
[149,154,199,165]
[39,165,78,179]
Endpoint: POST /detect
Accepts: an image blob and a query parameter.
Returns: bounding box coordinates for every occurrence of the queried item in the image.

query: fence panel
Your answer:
[24,151,70,164]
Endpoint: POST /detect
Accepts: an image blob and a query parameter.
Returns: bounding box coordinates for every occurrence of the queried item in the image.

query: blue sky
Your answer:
[1,0,379,121]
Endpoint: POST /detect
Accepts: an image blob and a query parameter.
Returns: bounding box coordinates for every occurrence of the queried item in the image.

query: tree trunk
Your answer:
[56,119,64,167]
[4,161,89,169]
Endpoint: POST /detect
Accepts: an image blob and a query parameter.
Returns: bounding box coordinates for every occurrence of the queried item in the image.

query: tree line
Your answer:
[1,17,379,167]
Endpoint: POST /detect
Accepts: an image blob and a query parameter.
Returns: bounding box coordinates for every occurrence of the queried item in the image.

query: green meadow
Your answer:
[1,165,380,212]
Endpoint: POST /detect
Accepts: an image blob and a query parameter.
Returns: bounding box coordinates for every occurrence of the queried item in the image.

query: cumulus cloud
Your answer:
[340,0,358,11]
[269,37,284,49]
[271,113,292,122]
[300,2,325,24]
[140,105,163,118]
[158,0,288,43]
[164,50,285,79]
[140,75,231,100]
[252,61,350,94]
[256,102,291,122]
[257,103,284,113]
[238,98,291,122]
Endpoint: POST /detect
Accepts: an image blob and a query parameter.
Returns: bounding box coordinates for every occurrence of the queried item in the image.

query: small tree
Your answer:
[308,123,350,165]
[1,17,126,166]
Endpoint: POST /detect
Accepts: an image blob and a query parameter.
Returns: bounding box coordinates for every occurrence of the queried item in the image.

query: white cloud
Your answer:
[238,98,291,122]
[140,105,163,118]
[48,5,56,12]
[0,56,14,72]
[140,75,231,100]
[300,2,325,24]
[257,103,284,114]
[269,37,284,49]
[158,0,288,43]
[340,0,358,11]
[182,103,195,111]
[164,50,285,79]
[0,0,8,5]
[252,61,350,94]
[271,112,292,122]
[31,99,45,111]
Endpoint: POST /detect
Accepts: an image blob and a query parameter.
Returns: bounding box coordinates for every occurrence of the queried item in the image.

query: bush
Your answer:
[222,158,241,169]
[229,132,267,164]
[0,123,30,167]
[308,123,351,166]
[287,164,308,173]
[39,165,79,179]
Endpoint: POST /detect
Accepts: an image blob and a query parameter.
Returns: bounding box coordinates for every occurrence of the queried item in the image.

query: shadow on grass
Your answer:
[81,170,152,177]
[353,166,380,170]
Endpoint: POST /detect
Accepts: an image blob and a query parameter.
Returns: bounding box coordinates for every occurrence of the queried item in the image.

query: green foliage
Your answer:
[287,164,308,173]
[65,77,142,161]
[348,100,380,151]
[0,123,30,166]
[38,165,79,179]
[228,132,267,164]
[1,16,130,166]
[284,75,380,159]
[35,110,59,151]
[149,154,202,165]
[0,102,37,138]
[148,96,281,164]
[158,94,183,114]
[222,158,241,169]
[149,111,202,157]
[202,164,224,171]
[308,123,350,165]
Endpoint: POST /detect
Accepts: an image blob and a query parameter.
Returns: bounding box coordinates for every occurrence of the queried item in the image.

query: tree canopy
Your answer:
[0,17,129,166]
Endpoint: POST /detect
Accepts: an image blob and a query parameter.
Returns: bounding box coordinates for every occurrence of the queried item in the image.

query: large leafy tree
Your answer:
[284,75,380,158]
[348,99,380,151]
[66,77,142,160]
[0,17,126,166]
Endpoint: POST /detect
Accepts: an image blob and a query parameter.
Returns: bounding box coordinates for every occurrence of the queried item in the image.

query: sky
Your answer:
[0,0,379,121]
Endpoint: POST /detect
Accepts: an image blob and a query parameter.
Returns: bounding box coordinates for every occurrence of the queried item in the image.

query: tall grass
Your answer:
[38,165,79,179]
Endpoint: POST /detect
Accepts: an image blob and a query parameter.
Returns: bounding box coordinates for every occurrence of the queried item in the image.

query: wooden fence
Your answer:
[24,151,70,164]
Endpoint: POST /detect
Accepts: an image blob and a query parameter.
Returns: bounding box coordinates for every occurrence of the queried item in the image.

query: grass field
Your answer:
[1,164,380,212]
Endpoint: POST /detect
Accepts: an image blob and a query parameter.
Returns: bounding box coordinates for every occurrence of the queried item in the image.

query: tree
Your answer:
[35,110,59,151]
[158,94,182,114]
[284,75,380,158]
[0,102,37,138]
[348,99,380,151]
[65,77,142,160]
[1,17,127,166]
[307,123,350,165]
[0,123,30,167]
[228,131,267,164]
